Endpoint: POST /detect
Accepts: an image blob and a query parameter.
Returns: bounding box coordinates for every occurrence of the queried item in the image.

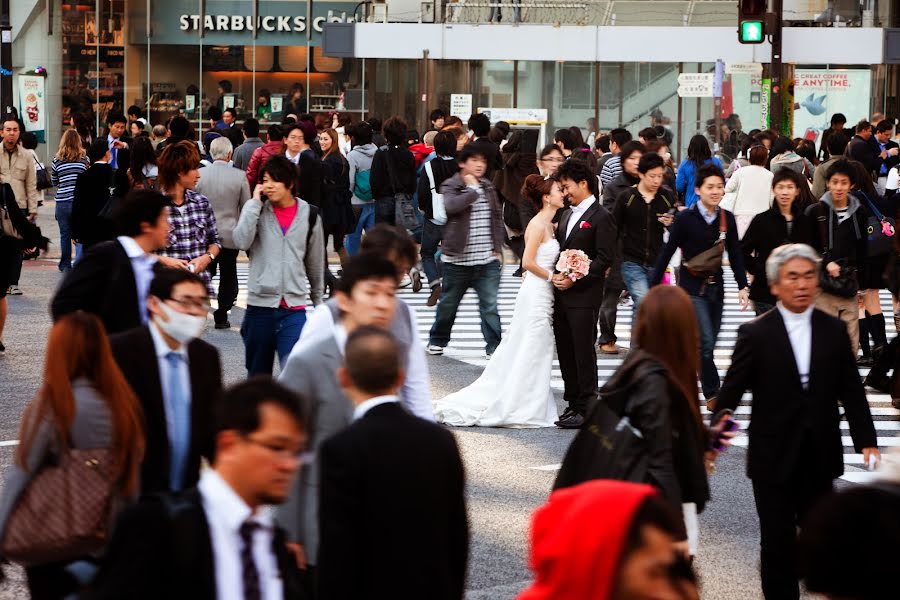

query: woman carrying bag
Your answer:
[0,312,144,598]
[555,285,734,558]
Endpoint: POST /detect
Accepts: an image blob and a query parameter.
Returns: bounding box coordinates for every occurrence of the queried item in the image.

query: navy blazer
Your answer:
[650,204,748,296]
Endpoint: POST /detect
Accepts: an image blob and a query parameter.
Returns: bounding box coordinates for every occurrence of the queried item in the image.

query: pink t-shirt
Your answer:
[272,202,305,310]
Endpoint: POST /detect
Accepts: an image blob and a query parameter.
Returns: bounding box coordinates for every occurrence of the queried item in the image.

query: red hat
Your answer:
[518,480,658,600]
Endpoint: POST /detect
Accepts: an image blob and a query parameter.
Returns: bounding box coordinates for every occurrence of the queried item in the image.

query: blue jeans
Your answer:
[344,204,375,256]
[55,201,75,271]
[689,283,724,400]
[429,260,502,354]
[420,219,444,286]
[621,261,652,311]
[241,305,307,376]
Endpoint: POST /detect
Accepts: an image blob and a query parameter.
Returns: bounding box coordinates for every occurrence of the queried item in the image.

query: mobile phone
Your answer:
[710,417,739,452]
[260,193,269,203]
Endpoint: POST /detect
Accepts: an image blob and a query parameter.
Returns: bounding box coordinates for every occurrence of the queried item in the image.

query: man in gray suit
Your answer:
[196,136,251,329]
[276,254,400,597]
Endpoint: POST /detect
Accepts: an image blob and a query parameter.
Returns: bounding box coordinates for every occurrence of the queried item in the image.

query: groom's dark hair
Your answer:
[555,160,594,189]
[344,327,402,395]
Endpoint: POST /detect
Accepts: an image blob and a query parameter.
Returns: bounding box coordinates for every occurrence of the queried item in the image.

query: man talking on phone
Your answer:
[711,243,879,600]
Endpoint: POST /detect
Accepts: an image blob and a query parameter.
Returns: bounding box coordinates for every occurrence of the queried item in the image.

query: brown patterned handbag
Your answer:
[1,447,115,566]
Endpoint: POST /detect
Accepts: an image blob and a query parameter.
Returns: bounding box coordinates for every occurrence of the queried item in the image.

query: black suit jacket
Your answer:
[714,308,877,483]
[318,402,468,600]
[110,326,222,494]
[86,489,304,600]
[554,198,617,309]
[50,239,143,335]
[71,164,114,247]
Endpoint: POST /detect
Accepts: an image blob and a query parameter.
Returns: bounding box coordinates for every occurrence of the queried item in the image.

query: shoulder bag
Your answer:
[1,445,116,566]
[0,185,23,240]
[424,160,447,226]
[858,192,896,257]
[34,155,52,191]
[683,208,727,277]
[816,202,859,298]
[381,148,420,231]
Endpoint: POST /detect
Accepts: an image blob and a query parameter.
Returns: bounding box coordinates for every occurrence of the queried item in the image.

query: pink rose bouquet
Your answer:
[555,249,591,282]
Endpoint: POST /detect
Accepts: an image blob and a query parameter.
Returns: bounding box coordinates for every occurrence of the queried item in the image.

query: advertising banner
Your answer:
[793,69,871,144]
[18,75,46,143]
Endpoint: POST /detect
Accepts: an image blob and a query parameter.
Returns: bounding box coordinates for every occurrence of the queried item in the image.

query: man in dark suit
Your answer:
[552,160,617,428]
[872,119,900,192]
[318,326,468,600]
[52,189,176,335]
[712,243,879,600]
[87,378,308,600]
[110,266,223,494]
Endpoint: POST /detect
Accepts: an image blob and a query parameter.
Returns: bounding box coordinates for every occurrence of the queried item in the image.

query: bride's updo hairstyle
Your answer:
[521,174,555,213]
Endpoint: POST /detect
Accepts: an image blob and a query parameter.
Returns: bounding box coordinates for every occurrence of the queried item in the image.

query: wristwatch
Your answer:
[207,252,216,261]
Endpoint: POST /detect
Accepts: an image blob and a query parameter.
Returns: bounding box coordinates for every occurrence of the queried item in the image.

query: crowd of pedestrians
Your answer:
[1,103,899,599]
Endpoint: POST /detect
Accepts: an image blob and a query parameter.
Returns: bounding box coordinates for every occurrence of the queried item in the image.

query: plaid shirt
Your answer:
[159,189,221,293]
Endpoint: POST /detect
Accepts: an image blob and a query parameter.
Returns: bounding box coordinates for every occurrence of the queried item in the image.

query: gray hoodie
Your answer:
[347,143,378,206]
[770,151,815,178]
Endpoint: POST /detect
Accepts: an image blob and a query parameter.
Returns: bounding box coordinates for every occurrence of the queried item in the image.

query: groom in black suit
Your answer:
[552,161,617,428]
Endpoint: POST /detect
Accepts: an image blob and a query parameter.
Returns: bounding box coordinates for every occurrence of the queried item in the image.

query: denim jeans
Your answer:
[689,282,724,400]
[420,219,444,286]
[241,305,307,376]
[344,203,376,256]
[55,201,75,271]
[429,260,502,354]
[621,261,652,311]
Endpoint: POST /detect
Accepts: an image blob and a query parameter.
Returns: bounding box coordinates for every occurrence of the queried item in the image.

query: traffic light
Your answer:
[738,0,766,44]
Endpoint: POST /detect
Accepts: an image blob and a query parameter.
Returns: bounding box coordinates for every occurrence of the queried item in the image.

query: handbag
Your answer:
[816,202,859,298]
[553,354,666,491]
[1,447,115,566]
[0,186,23,240]
[858,192,896,257]
[683,208,727,277]
[34,155,52,191]
[424,160,447,226]
[380,147,420,230]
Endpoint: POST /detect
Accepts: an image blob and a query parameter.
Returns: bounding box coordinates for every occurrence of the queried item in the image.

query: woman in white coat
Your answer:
[722,144,773,238]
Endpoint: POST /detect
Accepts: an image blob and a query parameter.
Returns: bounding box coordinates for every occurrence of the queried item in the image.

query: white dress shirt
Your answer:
[353,394,399,421]
[118,235,157,324]
[288,304,435,421]
[198,469,283,600]
[149,322,192,449]
[284,150,300,165]
[776,302,813,389]
[565,195,596,239]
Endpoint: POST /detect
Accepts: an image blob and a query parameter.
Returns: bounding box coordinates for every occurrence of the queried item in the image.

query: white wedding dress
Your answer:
[434,238,560,428]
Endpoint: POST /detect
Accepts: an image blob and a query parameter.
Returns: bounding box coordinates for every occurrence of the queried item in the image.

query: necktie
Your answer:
[165,352,190,491]
[239,521,262,600]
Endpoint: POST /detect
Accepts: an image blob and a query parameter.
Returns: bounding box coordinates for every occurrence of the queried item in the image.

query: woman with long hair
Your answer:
[0,312,144,596]
[721,144,774,238]
[676,134,724,207]
[319,128,354,287]
[556,285,713,558]
[157,140,222,293]
[433,174,565,427]
[128,135,158,190]
[50,129,88,271]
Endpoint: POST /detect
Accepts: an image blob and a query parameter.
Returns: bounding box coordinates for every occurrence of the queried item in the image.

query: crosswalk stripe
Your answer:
[218,264,898,479]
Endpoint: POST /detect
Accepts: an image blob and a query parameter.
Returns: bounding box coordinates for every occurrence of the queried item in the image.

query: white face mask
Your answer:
[154,300,207,344]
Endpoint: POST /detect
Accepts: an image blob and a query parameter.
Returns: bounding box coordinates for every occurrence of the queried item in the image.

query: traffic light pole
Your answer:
[768,0,783,132]
[0,0,11,115]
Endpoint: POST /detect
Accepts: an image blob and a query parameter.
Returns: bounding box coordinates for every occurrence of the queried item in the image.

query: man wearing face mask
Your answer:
[110,265,223,495]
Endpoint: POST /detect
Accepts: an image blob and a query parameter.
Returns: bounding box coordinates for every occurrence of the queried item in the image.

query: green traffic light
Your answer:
[740,20,764,43]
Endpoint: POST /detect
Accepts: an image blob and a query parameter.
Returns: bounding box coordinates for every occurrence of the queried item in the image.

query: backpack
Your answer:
[353,169,373,201]
[305,204,319,248]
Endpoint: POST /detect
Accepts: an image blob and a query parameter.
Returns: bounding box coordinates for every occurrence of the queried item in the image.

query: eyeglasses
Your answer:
[287,135,304,141]
[243,436,306,461]
[541,157,565,163]
[167,297,211,313]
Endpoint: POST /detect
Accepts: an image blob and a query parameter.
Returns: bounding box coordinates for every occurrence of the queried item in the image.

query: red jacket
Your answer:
[408,143,434,169]
[245,140,284,187]
[518,481,657,600]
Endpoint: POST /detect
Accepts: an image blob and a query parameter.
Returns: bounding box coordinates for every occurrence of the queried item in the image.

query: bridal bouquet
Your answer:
[556,249,591,282]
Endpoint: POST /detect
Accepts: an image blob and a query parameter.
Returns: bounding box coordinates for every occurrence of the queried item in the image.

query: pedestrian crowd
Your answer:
[0,104,898,599]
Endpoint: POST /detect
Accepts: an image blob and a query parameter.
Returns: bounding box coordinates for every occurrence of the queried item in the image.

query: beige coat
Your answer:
[0,144,39,214]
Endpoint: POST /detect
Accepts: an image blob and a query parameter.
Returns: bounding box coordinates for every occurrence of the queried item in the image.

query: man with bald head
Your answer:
[317,326,469,600]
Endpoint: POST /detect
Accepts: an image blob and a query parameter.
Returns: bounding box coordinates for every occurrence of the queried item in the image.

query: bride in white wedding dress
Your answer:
[434,174,565,427]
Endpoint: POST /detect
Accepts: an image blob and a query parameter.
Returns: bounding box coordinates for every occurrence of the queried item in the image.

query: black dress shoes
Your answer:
[556,413,585,429]
[554,407,576,425]
[864,371,891,393]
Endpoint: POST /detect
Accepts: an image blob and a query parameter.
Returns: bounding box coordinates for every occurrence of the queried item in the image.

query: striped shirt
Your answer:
[443,184,496,266]
[600,155,622,186]
[50,157,88,203]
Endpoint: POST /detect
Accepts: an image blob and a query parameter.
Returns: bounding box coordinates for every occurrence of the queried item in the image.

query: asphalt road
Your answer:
[0,202,840,598]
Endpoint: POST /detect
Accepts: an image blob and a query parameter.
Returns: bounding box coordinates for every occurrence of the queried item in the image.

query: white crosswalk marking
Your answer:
[219,264,897,478]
